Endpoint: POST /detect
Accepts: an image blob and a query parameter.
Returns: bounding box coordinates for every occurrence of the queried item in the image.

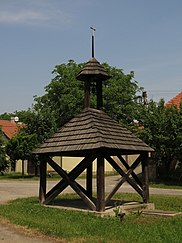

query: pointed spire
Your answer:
[90,26,96,58]
[76,27,110,82]
[76,27,111,110]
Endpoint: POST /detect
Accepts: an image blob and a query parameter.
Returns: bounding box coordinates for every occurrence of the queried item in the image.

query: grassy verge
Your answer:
[150,180,182,189]
[0,173,39,180]
[0,173,61,181]
[0,193,181,243]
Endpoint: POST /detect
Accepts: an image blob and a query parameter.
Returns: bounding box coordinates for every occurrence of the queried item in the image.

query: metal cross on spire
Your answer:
[90,26,96,58]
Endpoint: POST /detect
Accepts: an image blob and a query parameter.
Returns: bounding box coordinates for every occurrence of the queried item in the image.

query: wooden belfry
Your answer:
[33,28,154,212]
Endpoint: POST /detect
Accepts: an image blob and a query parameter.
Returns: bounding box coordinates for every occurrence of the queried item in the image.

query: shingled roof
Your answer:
[165,91,182,109]
[76,57,111,81]
[34,108,153,156]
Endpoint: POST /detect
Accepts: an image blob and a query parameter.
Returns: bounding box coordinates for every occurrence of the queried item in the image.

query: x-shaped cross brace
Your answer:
[44,155,96,210]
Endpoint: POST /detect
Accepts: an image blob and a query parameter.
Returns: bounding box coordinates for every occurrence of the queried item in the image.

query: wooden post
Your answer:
[84,80,90,108]
[142,152,149,203]
[96,81,103,110]
[96,156,105,211]
[39,156,47,204]
[86,163,93,197]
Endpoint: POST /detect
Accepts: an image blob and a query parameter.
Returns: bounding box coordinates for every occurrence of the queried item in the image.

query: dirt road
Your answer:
[0,177,182,205]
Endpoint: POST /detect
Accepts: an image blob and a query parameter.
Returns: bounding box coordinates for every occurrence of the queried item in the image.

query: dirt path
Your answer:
[0,218,62,243]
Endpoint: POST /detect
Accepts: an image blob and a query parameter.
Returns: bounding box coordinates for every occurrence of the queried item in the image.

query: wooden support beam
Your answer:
[39,156,47,204]
[105,154,143,198]
[117,155,143,188]
[105,155,142,205]
[44,154,96,206]
[96,81,103,110]
[46,157,96,210]
[141,152,149,203]
[96,155,105,212]
[86,163,93,197]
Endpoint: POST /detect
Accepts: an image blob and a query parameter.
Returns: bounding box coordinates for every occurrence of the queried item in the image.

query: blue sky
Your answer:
[0,0,182,114]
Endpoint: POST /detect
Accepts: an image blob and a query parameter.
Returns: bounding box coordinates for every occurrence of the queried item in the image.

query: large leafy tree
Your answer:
[0,130,8,173]
[6,131,38,177]
[4,60,142,176]
[0,109,33,123]
[136,100,182,179]
[34,60,142,128]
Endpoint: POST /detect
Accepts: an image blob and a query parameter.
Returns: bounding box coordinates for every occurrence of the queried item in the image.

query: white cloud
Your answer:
[0,10,49,24]
[0,1,75,28]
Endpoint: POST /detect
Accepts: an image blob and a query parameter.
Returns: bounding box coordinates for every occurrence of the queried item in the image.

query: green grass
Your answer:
[0,173,39,180]
[0,172,62,181]
[150,180,182,189]
[0,194,181,243]
[0,171,118,181]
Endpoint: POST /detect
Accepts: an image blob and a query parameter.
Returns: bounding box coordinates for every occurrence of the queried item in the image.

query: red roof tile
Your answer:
[165,91,182,109]
[0,120,19,139]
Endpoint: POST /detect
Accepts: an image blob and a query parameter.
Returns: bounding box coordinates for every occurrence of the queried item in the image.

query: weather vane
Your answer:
[90,27,96,58]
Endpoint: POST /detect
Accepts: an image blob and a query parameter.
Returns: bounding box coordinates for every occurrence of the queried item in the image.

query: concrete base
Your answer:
[45,198,155,217]
[142,210,182,217]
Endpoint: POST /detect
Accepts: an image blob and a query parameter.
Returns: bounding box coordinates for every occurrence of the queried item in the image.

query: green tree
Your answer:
[0,109,32,122]
[34,60,142,127]
[23,109,57,144]
[102,64,141,124]
[6,131,37,177]
[0,130,8,173]
[136,100,182,179]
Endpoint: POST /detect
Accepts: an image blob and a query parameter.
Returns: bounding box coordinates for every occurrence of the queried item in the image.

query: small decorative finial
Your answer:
[90,26,96,36]
[90,27,96,58]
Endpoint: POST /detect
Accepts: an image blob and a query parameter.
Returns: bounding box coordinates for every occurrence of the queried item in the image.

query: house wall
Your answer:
[15,159,28,174]
[47,154,141,175]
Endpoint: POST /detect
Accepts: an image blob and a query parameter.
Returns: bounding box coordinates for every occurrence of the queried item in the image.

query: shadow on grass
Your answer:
[49,194,142,212]
[0,173,38,180]
[150,179,182,188]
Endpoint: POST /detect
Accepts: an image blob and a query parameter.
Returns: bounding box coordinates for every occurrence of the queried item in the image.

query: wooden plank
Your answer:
[96,156,105,212]
[96,81,103,109]
[39,156,47,204]
[44,154,96,205]
[86,163,93,197]
[105,175,126,205]
[105,154,143,197]
[47,157,96,210]
[141,152,149,203]
[84,80,90,108]
[117,155,143,188]
[105,155,142,205]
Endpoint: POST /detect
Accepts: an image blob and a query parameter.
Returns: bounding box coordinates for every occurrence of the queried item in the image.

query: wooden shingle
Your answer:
[34,108,153,156]
[76,57,111,81]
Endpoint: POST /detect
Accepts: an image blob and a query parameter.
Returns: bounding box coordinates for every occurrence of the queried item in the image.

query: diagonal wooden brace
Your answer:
[105,154,143,203]
[117,155,143,188]
[43,155,96,210]
[105,155,141,205]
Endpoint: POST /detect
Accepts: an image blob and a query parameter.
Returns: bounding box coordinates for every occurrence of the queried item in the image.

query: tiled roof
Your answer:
[165,91,182,109]
[34,108,153,156]
[0,120,19,139]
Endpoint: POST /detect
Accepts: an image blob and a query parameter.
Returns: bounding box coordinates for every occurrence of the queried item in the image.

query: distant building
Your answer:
[165,91,182,109]
[0,118,19,141]
[0,118,25,173]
